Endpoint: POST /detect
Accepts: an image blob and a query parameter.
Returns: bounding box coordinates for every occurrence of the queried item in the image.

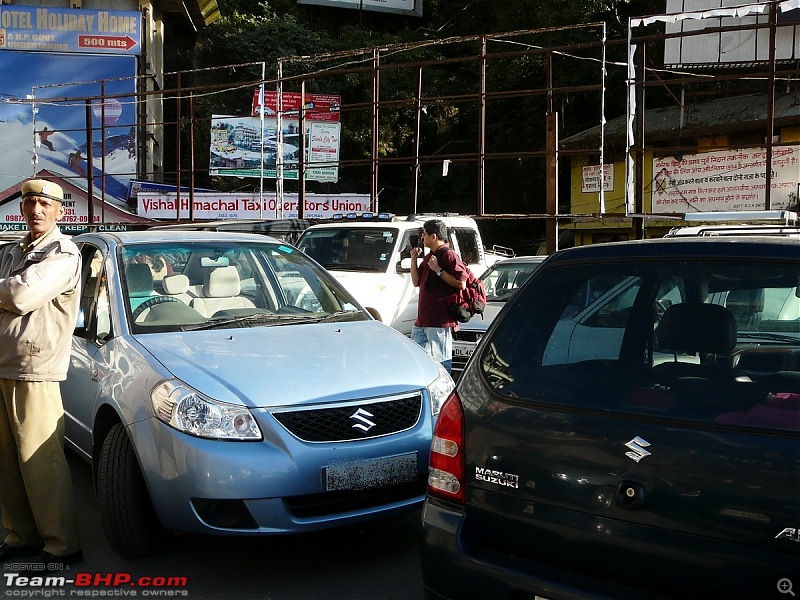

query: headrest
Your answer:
[126,263,153,297]
[657,303,737,354]
[725,288,764,316]
[162,274,190,295]
[204,266,240,298]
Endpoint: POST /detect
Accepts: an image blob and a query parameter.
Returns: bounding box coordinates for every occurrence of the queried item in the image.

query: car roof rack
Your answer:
[682,210,797,225]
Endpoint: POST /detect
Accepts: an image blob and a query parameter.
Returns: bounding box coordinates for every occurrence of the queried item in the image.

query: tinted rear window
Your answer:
[481,258,800,432]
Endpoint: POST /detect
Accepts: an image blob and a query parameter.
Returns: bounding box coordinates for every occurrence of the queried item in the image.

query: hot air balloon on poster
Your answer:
[92,98,123,126]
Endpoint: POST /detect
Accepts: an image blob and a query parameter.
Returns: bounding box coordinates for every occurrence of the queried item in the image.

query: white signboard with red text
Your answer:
[651,147,799,212]
[138,192,370,220]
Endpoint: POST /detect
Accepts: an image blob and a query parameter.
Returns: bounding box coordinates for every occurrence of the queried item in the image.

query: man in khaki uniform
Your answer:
[0,179,83,570]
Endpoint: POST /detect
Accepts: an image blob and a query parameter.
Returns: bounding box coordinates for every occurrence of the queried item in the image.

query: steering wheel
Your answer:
[131,296,185,320]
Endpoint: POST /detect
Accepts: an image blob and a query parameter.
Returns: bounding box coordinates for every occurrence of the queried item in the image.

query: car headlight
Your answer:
[427,364,455,417]
[151,379,262,440]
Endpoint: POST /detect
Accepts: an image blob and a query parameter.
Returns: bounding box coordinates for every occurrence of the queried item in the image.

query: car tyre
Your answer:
[98,423,166,557]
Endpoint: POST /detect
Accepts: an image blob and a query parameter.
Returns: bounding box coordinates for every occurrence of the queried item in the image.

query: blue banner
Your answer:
[0,7,141,55]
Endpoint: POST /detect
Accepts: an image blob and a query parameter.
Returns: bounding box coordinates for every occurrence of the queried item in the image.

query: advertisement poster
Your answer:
[0,50,137,206]
[251,90,340,121]
[209,115,340,182]
[651,147,799,212]
[138,191,370,220]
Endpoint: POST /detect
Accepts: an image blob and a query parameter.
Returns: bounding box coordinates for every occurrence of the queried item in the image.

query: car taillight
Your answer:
[427,390,465,504]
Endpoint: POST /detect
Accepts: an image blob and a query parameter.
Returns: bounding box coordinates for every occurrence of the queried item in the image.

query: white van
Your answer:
[296,213,500,335]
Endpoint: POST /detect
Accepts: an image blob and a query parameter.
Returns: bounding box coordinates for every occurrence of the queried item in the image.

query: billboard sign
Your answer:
[0,52,137,204]
[663,0,800,67]
[0,7,141,55]
[138,192,370,220]
[209,115,340,181]
[651,146,799,212]
[252,90,340,121]
[296,0,422,18]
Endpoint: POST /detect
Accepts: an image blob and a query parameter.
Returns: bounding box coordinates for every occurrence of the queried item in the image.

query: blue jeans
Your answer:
[411,326,453,373]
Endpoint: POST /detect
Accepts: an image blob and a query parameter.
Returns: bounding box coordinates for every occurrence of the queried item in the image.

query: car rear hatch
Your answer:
[458,241,800,599]
[461,384,798,597]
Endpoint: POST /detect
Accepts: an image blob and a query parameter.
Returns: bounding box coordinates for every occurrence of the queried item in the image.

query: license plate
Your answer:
[325,453,417,491]
[453,343,475,358]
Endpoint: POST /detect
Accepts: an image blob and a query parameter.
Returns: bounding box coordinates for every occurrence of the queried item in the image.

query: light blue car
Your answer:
[63,231,453,557]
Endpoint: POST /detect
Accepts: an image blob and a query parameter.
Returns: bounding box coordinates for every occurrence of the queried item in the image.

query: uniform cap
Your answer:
[21,179,63,203]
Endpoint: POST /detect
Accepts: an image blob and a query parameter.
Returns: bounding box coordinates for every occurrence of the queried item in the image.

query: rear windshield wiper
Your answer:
[737,332,800,344]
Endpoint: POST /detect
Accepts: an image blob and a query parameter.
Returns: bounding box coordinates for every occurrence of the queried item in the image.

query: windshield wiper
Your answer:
[180,313,311,331]
[737,332,800,344]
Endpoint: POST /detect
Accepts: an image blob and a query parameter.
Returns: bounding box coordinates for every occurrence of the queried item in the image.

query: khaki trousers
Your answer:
[0,379,81,555]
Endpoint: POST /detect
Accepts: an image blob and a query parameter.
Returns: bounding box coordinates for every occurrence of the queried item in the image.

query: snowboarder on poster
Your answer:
[68,150,86,178]
[37,127,55,151]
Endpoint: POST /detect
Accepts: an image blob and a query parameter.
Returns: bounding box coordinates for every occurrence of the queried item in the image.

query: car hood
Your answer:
[135,321,438,409]
[457,302,504,333]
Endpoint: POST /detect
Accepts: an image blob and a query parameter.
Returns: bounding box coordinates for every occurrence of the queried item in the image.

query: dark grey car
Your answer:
[421,237,799,600]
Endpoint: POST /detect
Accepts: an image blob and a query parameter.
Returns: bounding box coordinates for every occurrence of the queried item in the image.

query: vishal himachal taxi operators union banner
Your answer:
[0,6,141,54]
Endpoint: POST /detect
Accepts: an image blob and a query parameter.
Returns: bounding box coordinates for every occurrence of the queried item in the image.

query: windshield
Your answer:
[119,240,366,333]
[481,260,543,302]
[297,227,399,271]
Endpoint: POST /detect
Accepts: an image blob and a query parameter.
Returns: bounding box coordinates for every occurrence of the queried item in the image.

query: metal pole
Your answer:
[175,71,182,221]
[189,91,195,220]
[371,48,380,212]
[478,36,487,216]
[100,81,106,224]
[276,61,284,218]
[85,101,95,227]
[545,50,558,255]
[412,67,423,214]
[298,81,306,219]
[766,1,777,210]
[259,62,265,218]
[633,43,645,239]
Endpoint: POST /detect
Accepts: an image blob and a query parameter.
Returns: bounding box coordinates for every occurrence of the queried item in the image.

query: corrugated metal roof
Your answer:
[561,91,800,150]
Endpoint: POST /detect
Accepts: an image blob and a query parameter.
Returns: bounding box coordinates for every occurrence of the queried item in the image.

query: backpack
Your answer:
[433,247,487,323]
[449,271,487,323]
[448,266,487,324]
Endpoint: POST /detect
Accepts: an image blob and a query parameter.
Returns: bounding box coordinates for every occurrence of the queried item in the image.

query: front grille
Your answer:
[454,330,483,343]
[272,393,423,442]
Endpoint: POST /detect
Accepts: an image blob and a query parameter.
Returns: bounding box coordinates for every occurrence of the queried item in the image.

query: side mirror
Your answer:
[397,257,412,273]
[74,307,87,336]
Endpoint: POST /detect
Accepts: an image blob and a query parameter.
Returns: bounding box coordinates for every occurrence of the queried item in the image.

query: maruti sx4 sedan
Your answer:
[422,237,799,599]
[63,231,453,557]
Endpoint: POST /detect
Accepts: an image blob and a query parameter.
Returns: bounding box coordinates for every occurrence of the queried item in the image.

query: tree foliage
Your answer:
[166,0,657,213]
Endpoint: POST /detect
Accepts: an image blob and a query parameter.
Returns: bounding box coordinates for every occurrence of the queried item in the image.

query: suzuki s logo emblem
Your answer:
[625,436,652,463]
[350,408,376,433]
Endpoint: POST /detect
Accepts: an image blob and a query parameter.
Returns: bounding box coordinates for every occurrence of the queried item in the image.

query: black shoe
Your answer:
[0,541,44,562]
[25,549,84,573]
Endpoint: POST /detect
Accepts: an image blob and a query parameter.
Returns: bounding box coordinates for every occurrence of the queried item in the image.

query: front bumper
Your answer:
[128,410,432,535]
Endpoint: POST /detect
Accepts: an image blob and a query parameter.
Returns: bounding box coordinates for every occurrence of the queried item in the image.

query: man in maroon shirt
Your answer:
[410,219,467,373]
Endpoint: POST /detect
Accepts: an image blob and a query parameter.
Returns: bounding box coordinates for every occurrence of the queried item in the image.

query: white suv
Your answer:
[297,213,498,335]
[664,210,799,238]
